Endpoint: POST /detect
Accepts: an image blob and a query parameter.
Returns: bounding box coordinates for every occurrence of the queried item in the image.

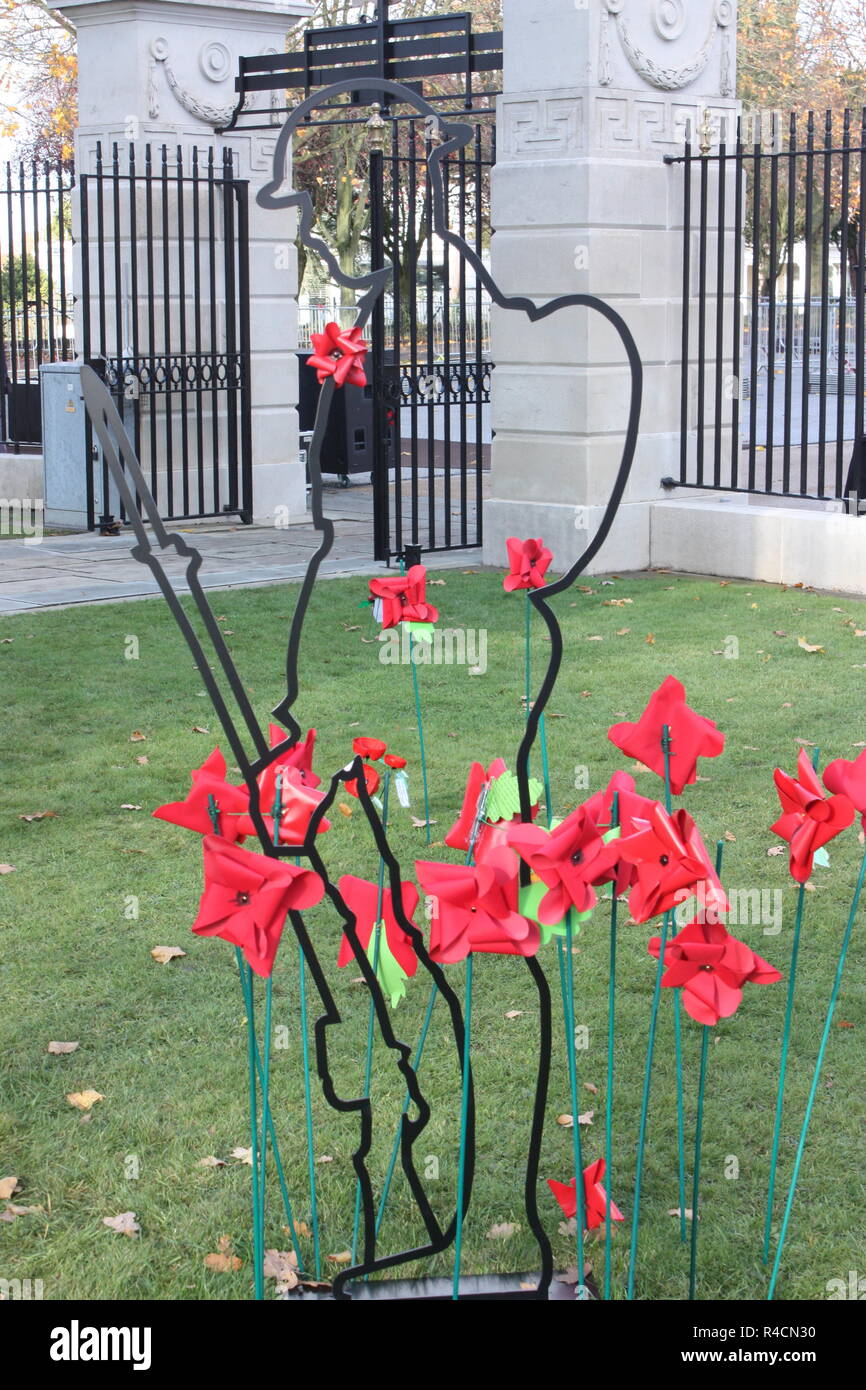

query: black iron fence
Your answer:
[0,160,75,449]
[370,116,495,561]
[673,109,866,506]
[79,143,252,526]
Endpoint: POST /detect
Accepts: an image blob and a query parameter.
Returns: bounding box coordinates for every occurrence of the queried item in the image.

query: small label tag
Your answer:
[394,770,411,808]
[372,598,383,624]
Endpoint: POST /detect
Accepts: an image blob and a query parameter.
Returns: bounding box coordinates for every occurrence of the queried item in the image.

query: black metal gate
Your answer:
[223,2,502,562]
[671,109,866,507]
[79,143,252,528]
[0,160,75,450]
[369,118,494,562]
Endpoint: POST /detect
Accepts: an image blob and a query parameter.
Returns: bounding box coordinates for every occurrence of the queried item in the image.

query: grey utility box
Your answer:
[40,362,119,529]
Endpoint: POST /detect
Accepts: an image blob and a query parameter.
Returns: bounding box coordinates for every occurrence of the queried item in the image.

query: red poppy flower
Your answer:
[353,736,388,762]
[445,758,507,852]
[415,848,540,962]
[648,918,782,1025]
[772,749,856,882]
[823,748,866,829]
[581,771,658,896]
[235,767,331,843]
[503,536,552,592]
[308,322,368,389]
[507,805,618,924]
[336,874,419,979]
[369,565,439,630]
[153,747,248,842]
[193,835,325,977]
[259,723,320,800]
[384,754,407,770]
[608,675,725,795]
[616,803,728,924]
[548,1160,623,1232]
[345,762,381,799]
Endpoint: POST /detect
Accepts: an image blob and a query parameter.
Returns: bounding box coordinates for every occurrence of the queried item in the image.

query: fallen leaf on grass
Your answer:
[504,1010,523,1020]
[205,1236,241,1272]
[724,831,737,842]
[316,1155,334,1165]
[616,628,631,636]
[0,1203,42,1223]
[556,1262,593,1286]
[129,731,147,742]
[411,816,437,829]
[669,1208,695,1222]
[646,633,656,645]
[0,1177,21,1201]
[47,1041,79,1056]
[584,1082,598,1095]
[103,1212,140,1238]
[837,1020,855,1029]
[230,1147,253,1165]
[290,1220,313,1240]
[767,846,785,857]
[264,1249,299,1286]
[797,638,824,654]
[338,803,352,818]
[586,635,604,642]
[795,738,815,747]
[198,1156,226,1169]
[19,810,56,822]
[557,1111,594,1129]
[773,630,788,637]
[326,1251,352,1265]
[0,863,15,874]
[342,624,361,633]
[67,1090,103,1111]
[135,756,149,766]
[487,1222,518,1240]
[151,946,187,965]
[120,804,142,811]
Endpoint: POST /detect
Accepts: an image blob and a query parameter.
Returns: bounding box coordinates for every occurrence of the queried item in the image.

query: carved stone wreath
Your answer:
[602,0,734,95]
[149,37,239,127]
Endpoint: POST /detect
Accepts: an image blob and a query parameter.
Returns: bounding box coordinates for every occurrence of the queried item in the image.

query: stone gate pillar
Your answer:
[485,0,738,572]
[58,0,313,525]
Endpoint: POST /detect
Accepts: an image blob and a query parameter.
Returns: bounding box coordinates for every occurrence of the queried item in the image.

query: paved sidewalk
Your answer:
[0,483,481,615]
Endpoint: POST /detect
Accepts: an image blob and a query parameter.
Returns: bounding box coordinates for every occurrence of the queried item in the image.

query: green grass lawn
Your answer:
[1,566,865,1301]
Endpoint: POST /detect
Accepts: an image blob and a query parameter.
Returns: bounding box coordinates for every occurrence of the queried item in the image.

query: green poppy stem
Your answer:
[689,1024,710,1300]
[564,913,587,1291]
[626,907,673,1300]
[351,771,391,1266]
[373,982,438,1243]
[674,993,687,1244]
[604,794,620,1301]
[768,844,866,1299]
[762,880,807,1265]
[763,746,820,1264]
[451,953,474,1300]
[298,944,321,1281]
[409,634,432,846]
[372,801,486,1252]
[659,725,687,1245]
[687,839,725,1301]
[236,951,263,1299]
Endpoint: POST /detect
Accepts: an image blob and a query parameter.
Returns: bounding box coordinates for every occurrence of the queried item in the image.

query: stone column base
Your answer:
[251,459,307,526]
[482,497,651,575]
